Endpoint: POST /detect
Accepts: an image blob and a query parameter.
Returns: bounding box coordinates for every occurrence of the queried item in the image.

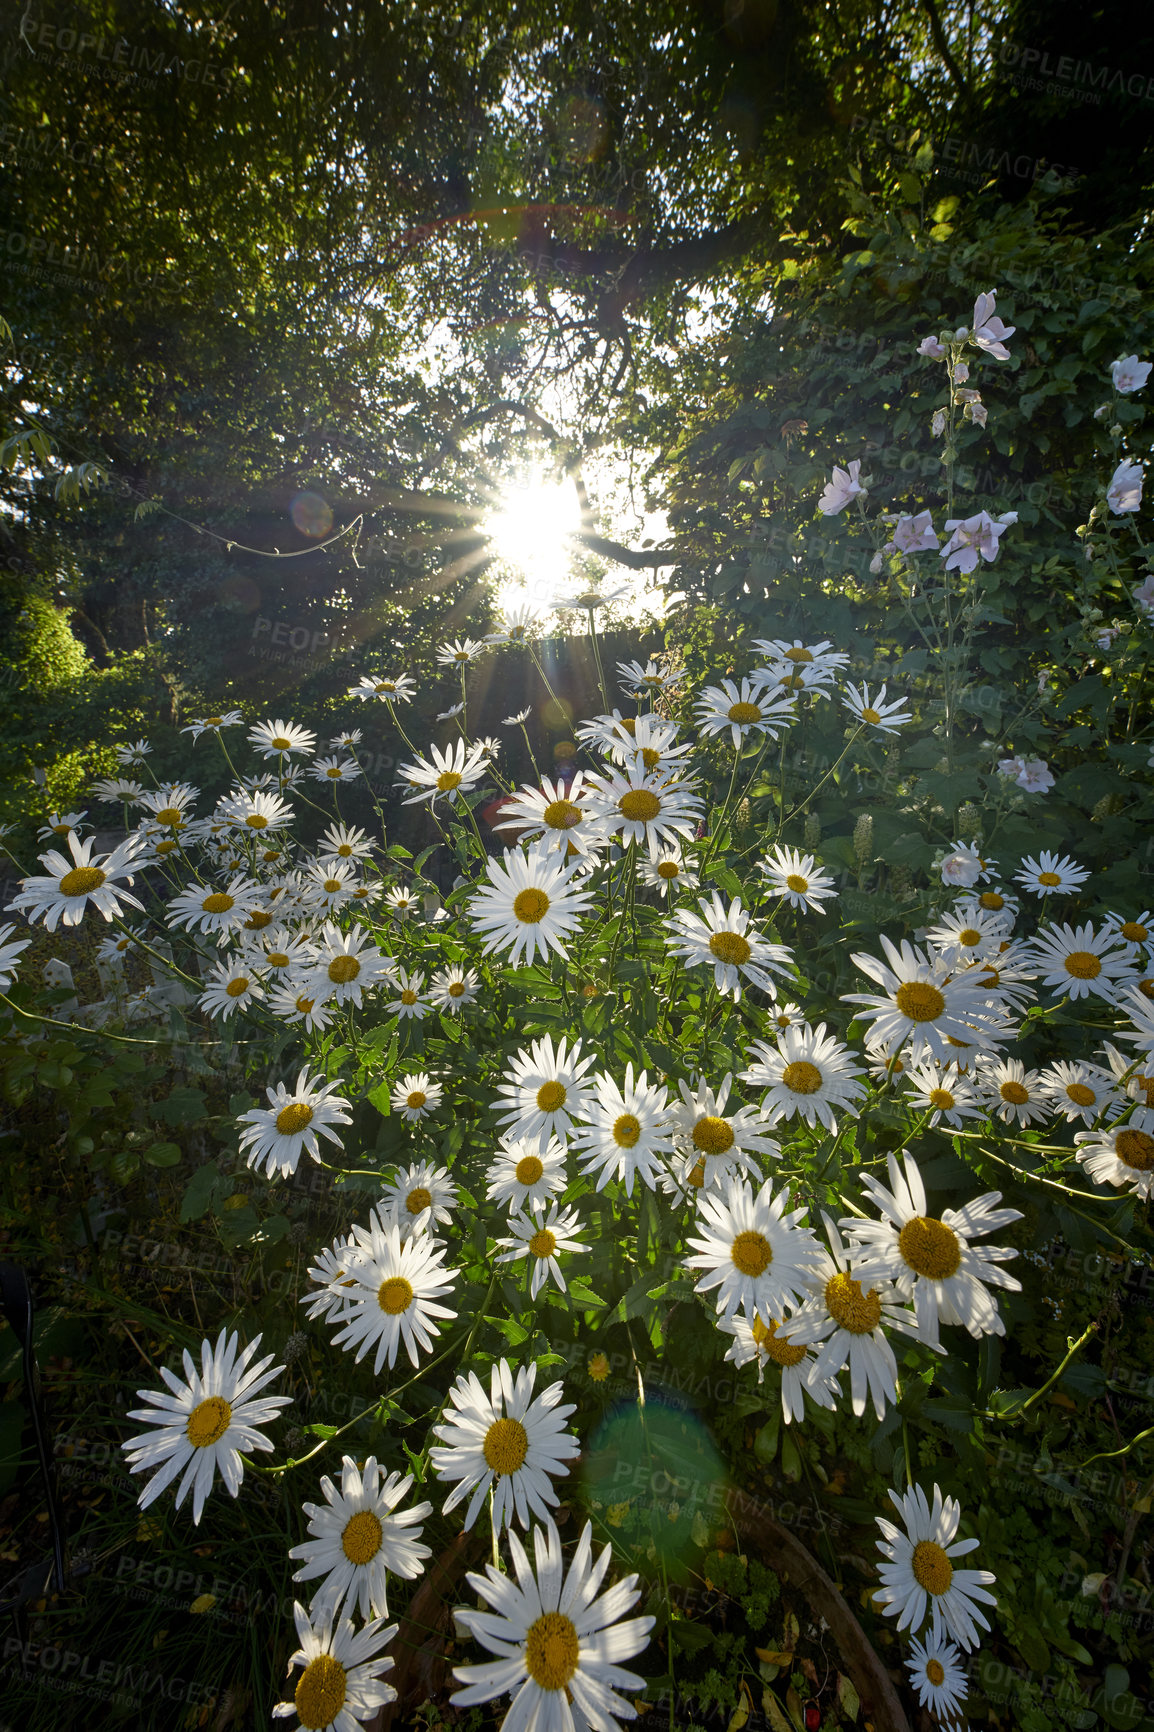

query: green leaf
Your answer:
[143,1141,182,1168]
[180,1161,221,1222]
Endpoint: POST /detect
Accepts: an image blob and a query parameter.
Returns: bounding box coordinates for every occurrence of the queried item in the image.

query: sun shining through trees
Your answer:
[483,473,583,618]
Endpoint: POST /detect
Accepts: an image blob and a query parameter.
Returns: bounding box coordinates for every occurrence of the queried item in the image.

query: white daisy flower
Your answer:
[959,939,1038,1016]
[1029,921,1134,1001]
[496,1202,590,1296]
[248,717,317,759]
[10,831,144,931]
[429,963,480,1012]
[1114,984,1154,1058]
[301,1233,360,1325]
[740,1023,866,1129]
[390,1072,442,1121]
[493,1034,597,1151]
[267,983,337,1032]
[90,775,145,803]
[503,707,533,725]
[695,677,797,751]
[469,845,596,967]
[486,1134,569,1214]
[903,1061,983,1128]
[485,602,542,646]
[167,873,259,939]
[555,581,631,611]
[273,1600,397,1731]
[843,1152,1022,1348]
[1074,1117,1154,1199]
[667,892,794,1000]
[400,737,489,807]
[122,1329,291,1525]
[617,655,686,698]
[330,1218,458,1371]
[289,1458,432,1622]
[585,765,702,859]
[766,999,808,1034]
[685,1173,822,1323]
[385,965,428,1021]
[924,905,1010,966]
[329,729,363,750]
[977,1055,1049,1125]
[1101,1041,1154,1110]
[242,924,315,981]
[786,1217,922,1420]
[116,738,151,765]
[302,859,358,914]
[135,785,199,832]
[310,755,363,785]
[306,922,392,1006]
[380,1160,458,1238]
[1037,1059,1121,1126]
[842,935,997,1064]
[718,1313,839,1422]
[1102,908,1154,958]
[181,709,244,740]
[318,823,374,866]
[451,1519,654,1727]
[906,1632,969,1720]
[959,883,1020,922]
[198,959,264,1020]
[382,885,419,919]
[638,850,700,898]
[750,637,849,687]
[668,1074,778,1192]
[493,772,603,858]
[841,682,912,733]
[875,1482,997,1651]
[0,922,32,991]
[578,711,693,775]
[1014,851,1090,896]
[436,635,487,666]
[348,673,416,703]
[571,1064,675,1196]
[759,845,837,913]
[238,1068,352,1179]
[430,1360,580,1532]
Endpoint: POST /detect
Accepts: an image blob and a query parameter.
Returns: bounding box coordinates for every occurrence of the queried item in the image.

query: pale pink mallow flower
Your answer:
[1131,577,1154,618]
[1108,460,1143,515]
[890,511,940,554]
[971,290,1015,360]
[940,511,1012,574]
[1111,356,1151,395]
[917,336,946,359]
[818,459,868,515]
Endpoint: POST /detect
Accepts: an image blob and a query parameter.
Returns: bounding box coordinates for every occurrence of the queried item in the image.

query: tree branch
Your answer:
[920,0,970,101]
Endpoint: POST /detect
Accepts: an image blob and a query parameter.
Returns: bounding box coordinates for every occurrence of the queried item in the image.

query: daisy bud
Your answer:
[804,811,821,849]
[853,812,874,869]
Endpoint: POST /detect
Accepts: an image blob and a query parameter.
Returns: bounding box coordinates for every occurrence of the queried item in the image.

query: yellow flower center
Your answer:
[692,1115,734,1154]
[378,1276,414,1314]
[326,766,342,778]
[1116,1128,1154,1171]
[328,955,361,983]
[1000,1079,1030,1105]
[727,701,761,724]
[513,887,551,923]
[784,647,813,663]
[341,1509,383,1565]
[436,770,463,792]
[731,1230,772,1277]
[336,843,353,856]
[294,1655,347,1731]
[613,1113,641,1147]
[641,746,661,769]
[687,1158,706,1187]
[895,981,946,1022]
[926,1658,946,1687]
[785,873,809,893]
[619,789,661,823]
[1064,950,1101,979]
[750,1314,807,1365]
[911,1540,954,1597]
[542,799,582,830]
[1037,871,1061,887]
[59,866,107,897]
[202,892,235,914]
[295,995,315,1015]
[1066,1082,1096,1107]
[957,927,982,946]
[448,980,466,996]
[271,736,293,750]
[588,1352,609,1381]
[185,1395,232,1448]
[529,1228,557,1258]
[225,977,249,998]
[979,891,1005,910]
[781,1060,823,1095]
[323,879,343,894]
[928,1087,956,1111]
[657,860,680,879]
[246,909,272,929]
[1139,979,1154,1000]
[406,1091,427,1111]
[276,1102,314,1136]
[406,1187,432,1214]
[267,952,290,968]
[400,989,418,1005]
[1121,921,1149,942]
[376,681,396,692]
[154,806,183,826]
[537,1080,567,1112]
[824,1271,882,1333]
[483,1416,529,1477]
[524,1612,580,1691]
[898,1216,962,1279]
[246,813,269,829]
[515,1155,544,1185]
[860,706,881,724]
[156,839,178,855]
[709,931,752,966]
